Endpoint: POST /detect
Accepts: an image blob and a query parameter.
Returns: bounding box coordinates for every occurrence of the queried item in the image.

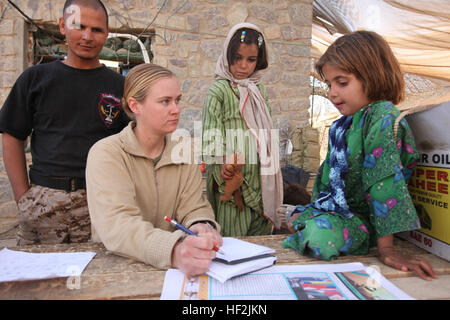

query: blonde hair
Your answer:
[122,63,175,120]
[315,30,405,105]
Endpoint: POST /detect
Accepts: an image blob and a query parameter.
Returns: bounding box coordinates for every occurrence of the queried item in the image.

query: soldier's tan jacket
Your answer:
[86,122,219,269]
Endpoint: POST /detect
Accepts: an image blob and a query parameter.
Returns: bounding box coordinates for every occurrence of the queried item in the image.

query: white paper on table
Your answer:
[0,248,96,282]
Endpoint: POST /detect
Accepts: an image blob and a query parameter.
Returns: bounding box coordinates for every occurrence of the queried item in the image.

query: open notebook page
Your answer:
[214,237,275,264]
[207,255,277,283]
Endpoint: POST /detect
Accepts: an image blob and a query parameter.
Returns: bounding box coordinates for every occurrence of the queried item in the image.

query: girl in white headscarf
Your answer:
[201,23,283,236]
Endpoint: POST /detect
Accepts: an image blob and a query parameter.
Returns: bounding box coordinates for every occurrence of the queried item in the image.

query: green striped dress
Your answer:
[201,79,273,236]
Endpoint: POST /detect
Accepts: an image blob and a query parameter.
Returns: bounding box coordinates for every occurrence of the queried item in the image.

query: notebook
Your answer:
[214,237,276,264]
[206,237,277,283]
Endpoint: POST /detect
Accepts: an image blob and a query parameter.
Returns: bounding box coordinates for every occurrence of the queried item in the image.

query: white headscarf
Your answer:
[215,22,283,229]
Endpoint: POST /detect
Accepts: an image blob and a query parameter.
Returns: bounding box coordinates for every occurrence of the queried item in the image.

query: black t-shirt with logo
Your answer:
[0,60,129,178]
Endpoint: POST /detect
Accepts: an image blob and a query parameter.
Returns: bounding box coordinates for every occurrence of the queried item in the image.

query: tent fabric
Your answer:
[312,0,450,81]
[309,0,449,165]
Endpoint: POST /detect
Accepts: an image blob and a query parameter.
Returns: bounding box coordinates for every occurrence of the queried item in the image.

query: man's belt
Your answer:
[29,171,86,192]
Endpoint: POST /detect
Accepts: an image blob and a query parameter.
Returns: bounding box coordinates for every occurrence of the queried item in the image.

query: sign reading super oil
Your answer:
[408,152,449,243]
[401,102,450,261]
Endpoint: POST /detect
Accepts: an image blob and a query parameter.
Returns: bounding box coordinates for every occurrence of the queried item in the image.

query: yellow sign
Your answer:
[408,166,450,244]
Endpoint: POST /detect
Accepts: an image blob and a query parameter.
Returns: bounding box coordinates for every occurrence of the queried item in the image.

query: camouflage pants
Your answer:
[16,184,91,245]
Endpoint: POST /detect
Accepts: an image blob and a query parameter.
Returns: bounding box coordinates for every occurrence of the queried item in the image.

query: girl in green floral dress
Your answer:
[283,30,437,281]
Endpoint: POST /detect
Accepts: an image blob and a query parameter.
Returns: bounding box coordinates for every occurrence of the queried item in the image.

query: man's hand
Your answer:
[2,133,29,202]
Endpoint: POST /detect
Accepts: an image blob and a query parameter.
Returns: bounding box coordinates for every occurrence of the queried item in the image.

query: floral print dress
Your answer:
[283,100,421,260]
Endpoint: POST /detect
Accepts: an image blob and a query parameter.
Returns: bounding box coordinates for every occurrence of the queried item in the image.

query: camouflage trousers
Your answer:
[16,184,91,245]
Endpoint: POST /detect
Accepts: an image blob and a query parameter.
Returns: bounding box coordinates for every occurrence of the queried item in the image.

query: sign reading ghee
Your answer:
[400,102,450,261]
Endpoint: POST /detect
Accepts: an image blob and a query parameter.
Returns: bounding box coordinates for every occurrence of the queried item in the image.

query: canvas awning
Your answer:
[311,0,450,110]
[312,0,450,81]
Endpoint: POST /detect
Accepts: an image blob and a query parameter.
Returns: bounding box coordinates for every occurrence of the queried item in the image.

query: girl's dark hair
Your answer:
[283,184,311,206]
[227,28,268,71]
[315,30,404,104]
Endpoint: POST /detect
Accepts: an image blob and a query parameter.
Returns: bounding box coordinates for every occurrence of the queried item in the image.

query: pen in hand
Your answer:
[164,216,224,255]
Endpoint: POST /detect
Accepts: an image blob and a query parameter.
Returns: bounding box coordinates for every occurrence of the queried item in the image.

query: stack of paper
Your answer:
[0,248,96,282]
[206,237,276,283]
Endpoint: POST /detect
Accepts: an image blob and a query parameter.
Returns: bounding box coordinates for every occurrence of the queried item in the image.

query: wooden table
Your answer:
[0,232,449,300]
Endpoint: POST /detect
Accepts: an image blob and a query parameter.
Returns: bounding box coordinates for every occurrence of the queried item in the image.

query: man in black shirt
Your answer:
[0,0,129,245]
